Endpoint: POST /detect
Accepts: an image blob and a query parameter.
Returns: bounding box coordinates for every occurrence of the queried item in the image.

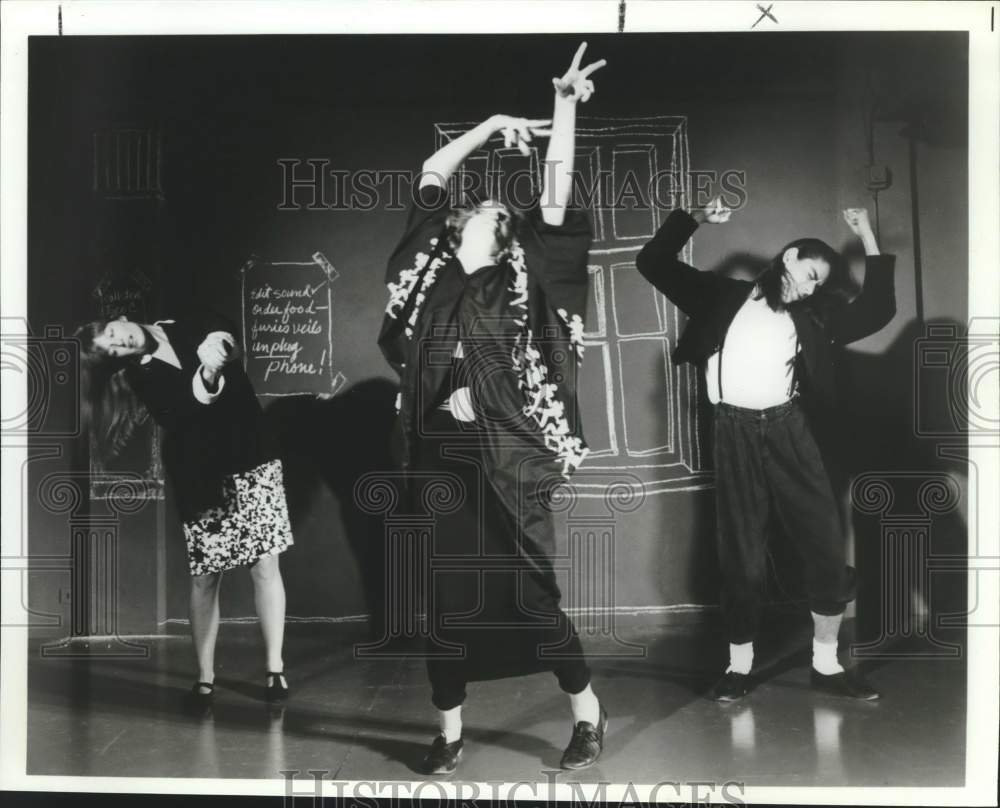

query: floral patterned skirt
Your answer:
[181,458,293,577]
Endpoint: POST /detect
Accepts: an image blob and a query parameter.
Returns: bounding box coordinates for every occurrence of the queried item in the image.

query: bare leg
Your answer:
[250,553,286,677]
[189,572,223,691]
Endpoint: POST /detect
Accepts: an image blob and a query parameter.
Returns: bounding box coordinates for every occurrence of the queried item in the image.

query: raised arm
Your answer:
[541,42,606,226]
[843,207,880,256]
[635,196,733,317]
[828,208,896,344]
[420,115,551,190]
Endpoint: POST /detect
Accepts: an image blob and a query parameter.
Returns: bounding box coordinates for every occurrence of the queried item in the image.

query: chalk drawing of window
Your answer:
[93,127,163,199]
[433,117,710,495]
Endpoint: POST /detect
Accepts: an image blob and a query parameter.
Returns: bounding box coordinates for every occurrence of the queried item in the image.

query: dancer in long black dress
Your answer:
[379,43,607,774]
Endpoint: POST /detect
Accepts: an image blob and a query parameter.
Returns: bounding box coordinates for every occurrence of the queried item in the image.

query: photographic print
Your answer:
[1,2,997,805]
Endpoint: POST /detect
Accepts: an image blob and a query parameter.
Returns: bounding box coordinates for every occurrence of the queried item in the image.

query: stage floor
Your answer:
[26,615,966,787]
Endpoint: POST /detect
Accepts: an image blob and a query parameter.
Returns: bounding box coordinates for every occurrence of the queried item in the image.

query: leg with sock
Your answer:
[555,636,606,770]
[728,640,754,675]
[423,660,466,774]
[809,610,880,700]
[711,407,769,702]
[438,704,462,744]
[811,612,845,675]
[568,683,600,727]
[764,406,879,700]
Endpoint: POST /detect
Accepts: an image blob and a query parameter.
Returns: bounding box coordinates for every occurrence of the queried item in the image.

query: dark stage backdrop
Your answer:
[26,33,968,635]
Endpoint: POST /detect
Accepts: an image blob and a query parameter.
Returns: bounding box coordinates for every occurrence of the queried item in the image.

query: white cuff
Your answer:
[192,365,225,404]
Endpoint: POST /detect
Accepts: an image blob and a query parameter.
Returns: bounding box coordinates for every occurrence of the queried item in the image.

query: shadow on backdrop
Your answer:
[265,377,400,640]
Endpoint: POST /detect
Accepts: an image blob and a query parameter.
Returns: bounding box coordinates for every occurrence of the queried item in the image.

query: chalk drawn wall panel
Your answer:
[492,148,541,206]
[578,341,617,458]
[584,265,606,340]
[574,146,604,241]
[617,337,674,457]
[611,261,664,338]
[610,145,658,242]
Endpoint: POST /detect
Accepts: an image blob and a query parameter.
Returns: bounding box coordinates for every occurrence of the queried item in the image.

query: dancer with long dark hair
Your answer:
[77,312,293,707]
[636,200,896,702]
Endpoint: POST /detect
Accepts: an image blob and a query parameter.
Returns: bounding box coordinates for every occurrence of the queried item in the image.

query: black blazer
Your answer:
[124,310,279,521]
[635,210,897,404]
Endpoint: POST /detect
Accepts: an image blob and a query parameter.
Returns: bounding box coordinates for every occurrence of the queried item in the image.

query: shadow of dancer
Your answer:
[264,377,400,642]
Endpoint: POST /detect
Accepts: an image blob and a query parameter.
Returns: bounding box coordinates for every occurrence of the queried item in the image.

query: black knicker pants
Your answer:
[713,398,855,644]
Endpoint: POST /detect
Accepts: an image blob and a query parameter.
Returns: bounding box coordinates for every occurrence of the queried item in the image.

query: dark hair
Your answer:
[445,199,522,262]
[75,321,148,463]
[754,237,852,320]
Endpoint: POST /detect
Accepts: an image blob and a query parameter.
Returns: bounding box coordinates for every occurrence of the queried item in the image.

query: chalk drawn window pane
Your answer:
[578,341,617,457]
[617,337,674,457]
[584,265,606,340]
[491,148,541,208]
[449,153,489,205]
[611,262,664,337]
[610,145,657,241]
[573,146,604,241]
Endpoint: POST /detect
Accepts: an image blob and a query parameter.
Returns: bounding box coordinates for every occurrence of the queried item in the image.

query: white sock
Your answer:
[726,641,754,675]
[569,684,601,726]
[438,705,462,743]
[812,638,844,675]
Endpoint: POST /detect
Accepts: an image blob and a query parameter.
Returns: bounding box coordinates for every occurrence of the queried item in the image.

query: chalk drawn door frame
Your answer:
[434,116,711,496]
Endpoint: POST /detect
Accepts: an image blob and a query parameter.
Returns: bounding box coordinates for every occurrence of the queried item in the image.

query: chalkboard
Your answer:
[240,252,345,397]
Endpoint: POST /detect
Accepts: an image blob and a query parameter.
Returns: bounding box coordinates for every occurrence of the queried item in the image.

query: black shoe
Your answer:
[266,671,290,703]
[710,671,750,702]
[560,702,608,770]
[810,668,880,701]
[421,735,463,775]
[184,681,215,710]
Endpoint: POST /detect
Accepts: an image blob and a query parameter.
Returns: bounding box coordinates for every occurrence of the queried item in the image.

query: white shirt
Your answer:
[705,291,799,408]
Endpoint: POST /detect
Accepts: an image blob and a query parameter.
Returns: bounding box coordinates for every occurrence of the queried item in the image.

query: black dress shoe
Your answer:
[710,671,750,702]
[266,671,290,703]
[560,702,608,770]
[184,681,215,711]
[811,668,880,700]
[421,735,463,775]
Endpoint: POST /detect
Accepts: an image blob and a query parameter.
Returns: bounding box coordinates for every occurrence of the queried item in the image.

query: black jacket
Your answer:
[635,209,897,403]
[124,311,279,521]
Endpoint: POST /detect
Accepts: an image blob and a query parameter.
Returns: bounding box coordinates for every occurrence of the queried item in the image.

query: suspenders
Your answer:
[717,339,725,404]
[714,294,801,406]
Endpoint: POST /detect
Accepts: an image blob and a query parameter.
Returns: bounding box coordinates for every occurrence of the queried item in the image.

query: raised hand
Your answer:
[492,115,552,157]
[843,207,880,255]
[692,196,733,224]
[842,208,872,236]
[552,41,606,104]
